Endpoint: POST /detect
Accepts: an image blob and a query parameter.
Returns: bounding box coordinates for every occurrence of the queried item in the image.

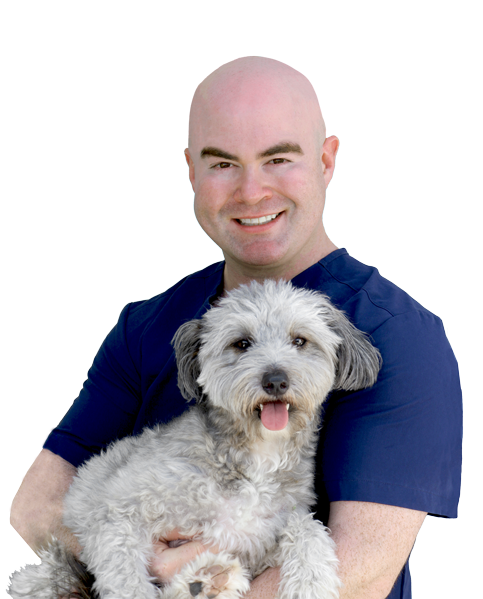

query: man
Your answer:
[11,57,462,599]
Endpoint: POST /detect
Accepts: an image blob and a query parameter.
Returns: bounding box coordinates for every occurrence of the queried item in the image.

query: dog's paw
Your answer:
[189,564,233,598]
[169,552,250,599]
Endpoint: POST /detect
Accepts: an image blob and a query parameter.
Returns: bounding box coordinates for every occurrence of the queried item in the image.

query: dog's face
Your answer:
[173,280,381,437]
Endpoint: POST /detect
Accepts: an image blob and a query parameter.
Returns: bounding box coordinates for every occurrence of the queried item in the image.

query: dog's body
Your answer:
[9,281,381,599]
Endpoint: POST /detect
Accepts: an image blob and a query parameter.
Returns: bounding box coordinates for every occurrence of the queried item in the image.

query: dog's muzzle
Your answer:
[258,370,291,431]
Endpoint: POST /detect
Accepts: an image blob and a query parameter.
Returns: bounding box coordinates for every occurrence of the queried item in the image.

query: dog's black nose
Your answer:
[262,370,290,396]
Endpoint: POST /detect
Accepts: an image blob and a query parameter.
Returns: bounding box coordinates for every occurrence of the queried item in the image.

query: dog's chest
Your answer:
[208,483,288,551]
[202,458,303,558]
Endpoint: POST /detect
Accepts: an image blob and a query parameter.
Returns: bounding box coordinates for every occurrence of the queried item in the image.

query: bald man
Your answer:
[186,56,336,290]
[11,58,462,599]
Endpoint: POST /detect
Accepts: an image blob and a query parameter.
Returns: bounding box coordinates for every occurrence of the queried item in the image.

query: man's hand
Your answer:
[149,529,220,583]
[11,450,425,599]
[150,534,280,597]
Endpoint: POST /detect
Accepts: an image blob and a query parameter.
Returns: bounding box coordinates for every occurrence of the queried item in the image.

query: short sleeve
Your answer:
[43,303,142,467]
[316,309,462,518]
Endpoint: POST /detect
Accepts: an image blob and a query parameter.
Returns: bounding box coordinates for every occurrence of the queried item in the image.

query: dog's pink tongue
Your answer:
[260,401,289,431]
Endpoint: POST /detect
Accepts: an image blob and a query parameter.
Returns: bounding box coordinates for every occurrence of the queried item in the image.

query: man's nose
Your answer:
[233,166,272,205]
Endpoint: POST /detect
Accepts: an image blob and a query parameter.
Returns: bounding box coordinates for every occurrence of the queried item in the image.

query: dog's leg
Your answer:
[77,519,162,599]
[275,511,341,599]
[8,539,87,599]
[9,562,61,599]
[161,551,250,599]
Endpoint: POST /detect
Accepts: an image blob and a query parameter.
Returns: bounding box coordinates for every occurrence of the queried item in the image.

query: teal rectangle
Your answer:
[413,591,451,599]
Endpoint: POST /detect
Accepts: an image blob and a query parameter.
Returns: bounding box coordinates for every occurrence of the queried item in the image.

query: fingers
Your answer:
[150,538,219,584]
[151,539,204,583]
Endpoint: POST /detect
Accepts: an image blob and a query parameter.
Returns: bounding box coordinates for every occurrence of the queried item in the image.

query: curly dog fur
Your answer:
[9,280,381,599]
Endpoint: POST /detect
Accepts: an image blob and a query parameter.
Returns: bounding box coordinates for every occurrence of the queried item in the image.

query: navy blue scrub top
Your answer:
[44,249,462,599]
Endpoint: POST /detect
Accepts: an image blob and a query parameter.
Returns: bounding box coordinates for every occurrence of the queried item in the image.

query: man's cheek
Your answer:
[195,180,232,216]
[194,191,225,235]
[288,167,317,195]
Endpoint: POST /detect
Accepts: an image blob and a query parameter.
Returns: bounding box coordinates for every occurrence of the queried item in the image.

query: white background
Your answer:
[1,1,481,596]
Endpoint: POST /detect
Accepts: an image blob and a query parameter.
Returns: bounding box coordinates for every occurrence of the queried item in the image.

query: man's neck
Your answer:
[222,239,338,292]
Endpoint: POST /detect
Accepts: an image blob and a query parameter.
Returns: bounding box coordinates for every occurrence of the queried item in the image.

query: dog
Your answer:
[9,280,381,599]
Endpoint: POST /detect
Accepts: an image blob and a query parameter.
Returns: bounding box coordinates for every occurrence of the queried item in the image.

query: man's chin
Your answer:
[224,242,293,272]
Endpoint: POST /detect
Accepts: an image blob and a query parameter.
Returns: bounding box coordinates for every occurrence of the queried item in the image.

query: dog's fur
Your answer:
[9,280,381,599]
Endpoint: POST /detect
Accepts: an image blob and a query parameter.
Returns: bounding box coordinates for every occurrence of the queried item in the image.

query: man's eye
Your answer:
[233,339,251,350]
[269,158,288,165]
[214,162,233,169]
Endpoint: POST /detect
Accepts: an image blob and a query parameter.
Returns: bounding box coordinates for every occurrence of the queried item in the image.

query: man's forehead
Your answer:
[192,95,315,157]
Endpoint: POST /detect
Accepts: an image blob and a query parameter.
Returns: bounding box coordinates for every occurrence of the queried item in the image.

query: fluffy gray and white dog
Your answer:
[9,280,381,599]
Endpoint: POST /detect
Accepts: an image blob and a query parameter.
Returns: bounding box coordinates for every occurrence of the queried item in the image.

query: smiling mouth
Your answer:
[236,212,281,226]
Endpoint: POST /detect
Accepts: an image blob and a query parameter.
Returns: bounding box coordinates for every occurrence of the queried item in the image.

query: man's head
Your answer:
[185,57,339,290]
[179,56,329,150]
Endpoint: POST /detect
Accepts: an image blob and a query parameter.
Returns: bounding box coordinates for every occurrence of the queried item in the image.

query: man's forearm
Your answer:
[10,449,81,556]
[245,567,280,599]
[11,454,424,599]
[243,548,396,599]
[329,501,426,599]
[333,543,400,599]
[245,502,426,599]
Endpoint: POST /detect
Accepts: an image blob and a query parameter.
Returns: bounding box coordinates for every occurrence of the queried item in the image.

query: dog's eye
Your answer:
[292,337,306,347]
[233,339,251,351]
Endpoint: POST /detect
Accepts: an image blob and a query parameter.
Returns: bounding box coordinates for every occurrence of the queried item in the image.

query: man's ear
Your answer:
[184,148,195,191]
[321,135,339,187]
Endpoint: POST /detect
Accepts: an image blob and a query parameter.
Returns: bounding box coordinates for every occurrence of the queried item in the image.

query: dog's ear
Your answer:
[324,301,382,391]
[171,319,203,401]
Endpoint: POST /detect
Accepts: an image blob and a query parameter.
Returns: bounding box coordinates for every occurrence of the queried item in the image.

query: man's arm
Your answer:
[11,449,216,582]
[11,457,426,598]
[244,501,426,599]
[10,449,81,556]
[328,501,426,599]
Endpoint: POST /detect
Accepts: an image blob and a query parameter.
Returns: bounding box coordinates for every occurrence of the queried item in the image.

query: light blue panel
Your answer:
[58,56,355,354]
[413,591,451,599]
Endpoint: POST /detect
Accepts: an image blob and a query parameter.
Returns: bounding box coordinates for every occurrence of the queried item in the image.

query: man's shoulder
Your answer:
[118,261,225,339]
[128,262,224,317]
[302,249,442,335]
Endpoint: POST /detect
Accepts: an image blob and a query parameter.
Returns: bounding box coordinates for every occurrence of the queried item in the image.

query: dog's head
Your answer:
[172,280,381,435]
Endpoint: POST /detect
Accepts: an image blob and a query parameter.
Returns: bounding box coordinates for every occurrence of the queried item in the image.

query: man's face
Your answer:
[186,80,337,279]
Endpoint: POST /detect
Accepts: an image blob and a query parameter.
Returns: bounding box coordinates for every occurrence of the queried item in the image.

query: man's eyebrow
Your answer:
[257,142,304,159]
[199,142,304,162]
[200,147,239,161]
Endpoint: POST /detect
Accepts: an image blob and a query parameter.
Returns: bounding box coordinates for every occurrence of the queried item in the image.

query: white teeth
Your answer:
[258,403,289,411]
[239,213,279,226]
